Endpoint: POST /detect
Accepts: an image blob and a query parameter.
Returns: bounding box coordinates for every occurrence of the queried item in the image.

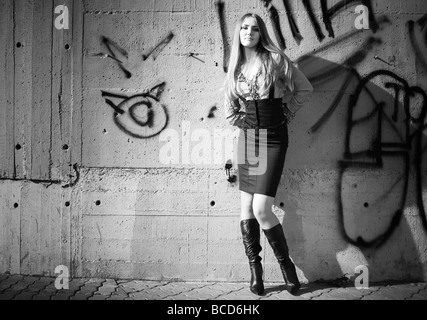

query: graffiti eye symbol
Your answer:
[129,101,154,128]
[103,94,168,139]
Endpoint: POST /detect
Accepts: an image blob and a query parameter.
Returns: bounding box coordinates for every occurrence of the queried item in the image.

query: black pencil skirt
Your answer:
[237,98,288,198]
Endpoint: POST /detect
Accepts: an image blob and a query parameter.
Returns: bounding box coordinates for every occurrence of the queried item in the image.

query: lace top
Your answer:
[237,68,262,100]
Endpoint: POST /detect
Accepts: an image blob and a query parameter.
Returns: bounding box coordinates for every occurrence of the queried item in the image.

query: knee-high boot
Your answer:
[263,224,301,295]
[240,219,264,295]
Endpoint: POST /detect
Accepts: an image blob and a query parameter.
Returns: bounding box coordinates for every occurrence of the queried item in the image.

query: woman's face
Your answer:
[239,16,261,49]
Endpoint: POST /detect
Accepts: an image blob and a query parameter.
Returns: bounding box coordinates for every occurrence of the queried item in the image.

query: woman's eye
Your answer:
[241,26,259,32]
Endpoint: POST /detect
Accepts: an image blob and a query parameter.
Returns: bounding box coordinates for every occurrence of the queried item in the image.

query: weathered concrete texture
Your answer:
[1,0,427,283]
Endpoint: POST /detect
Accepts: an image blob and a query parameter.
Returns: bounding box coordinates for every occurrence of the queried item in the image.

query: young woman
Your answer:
[223,13,313,295]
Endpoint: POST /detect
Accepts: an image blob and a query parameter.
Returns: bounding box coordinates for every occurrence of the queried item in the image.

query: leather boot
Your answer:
[263,224,301,295]
[240,219,264,295]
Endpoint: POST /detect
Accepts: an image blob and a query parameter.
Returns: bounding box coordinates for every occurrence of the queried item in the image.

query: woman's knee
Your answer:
[252,194,276,224]
[252,207,269,223]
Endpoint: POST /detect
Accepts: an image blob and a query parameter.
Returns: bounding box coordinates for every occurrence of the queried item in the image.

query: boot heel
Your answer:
[281,264,301,295]
[249,262,264,295]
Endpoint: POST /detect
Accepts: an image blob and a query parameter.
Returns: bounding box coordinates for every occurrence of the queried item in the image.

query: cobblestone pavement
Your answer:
[0,273,426,300]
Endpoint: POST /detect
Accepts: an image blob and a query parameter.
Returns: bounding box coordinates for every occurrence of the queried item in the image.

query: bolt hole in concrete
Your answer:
[62,144,69,150]
[16,42,22,48]
[15,144,21,150]
[364,202,369,208]
[65,44,70,50]
[95,200,101,206]
[279,202,284,207]
[210,201,215,207]
[65,201,70,207]
[14,203,19,208]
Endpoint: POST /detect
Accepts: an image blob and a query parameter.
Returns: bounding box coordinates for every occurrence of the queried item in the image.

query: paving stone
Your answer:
[97,279,118,296]
[128,291,164,300]
[118,280,166,293]
[203,283,247,292]
[5,275,24,282]
[104,279,118,286]
[107,294,128,300]
[79,284,101,294]
[4,277,38,292]
[405,287,427,300]
[372,286,418,300]
[89,294,109,300]
[0,289,19,300]
[261,294,306,300]
[32,291,56,300]
[211,288,261,300]
[21,276,40,284]
[360,292,393,300]
[105,288,129,300]
[407,293,427,300]
[9,281,33,291]
[301,288,335,299]
[97,286,117,294]
[311,292,350,300]
[379,285,422,299]
[143,283,202,298]
[164,288,211,300]
[0,277,22,291]
[26,282,50,292]
[70,293,93,300]
[14,292,37,300]
[37,277,55,285]
[154,282,211,298]
[51,291,77,300]
[190,286,233,299]
[67,278,88,291]
[312,287,366,300]
[42,284,61,293]
[127,284,193,300]
[0,274,10,282]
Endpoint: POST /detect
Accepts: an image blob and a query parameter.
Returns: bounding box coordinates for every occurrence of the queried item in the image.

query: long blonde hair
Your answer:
[224,13,294,103]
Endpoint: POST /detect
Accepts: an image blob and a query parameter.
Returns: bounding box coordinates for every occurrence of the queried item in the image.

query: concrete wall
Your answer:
[1,0,426,283]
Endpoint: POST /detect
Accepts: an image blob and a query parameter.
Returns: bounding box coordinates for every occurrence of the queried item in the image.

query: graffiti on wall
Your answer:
[215,1,427,248]
[142,32,174,61]
[215,0,230,73]
[307,15,426,246]
[96,30,175,137]
[101,82,169,139]
[336,70,427,248]
[298,13,427,248]
[98,36,132,78]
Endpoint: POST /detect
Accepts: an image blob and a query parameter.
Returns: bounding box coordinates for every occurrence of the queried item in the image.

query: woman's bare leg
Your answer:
[252,193,280,229]
[240,191,255,221]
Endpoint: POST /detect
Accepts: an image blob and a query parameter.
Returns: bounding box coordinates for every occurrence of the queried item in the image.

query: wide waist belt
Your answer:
[243,119,287,130]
